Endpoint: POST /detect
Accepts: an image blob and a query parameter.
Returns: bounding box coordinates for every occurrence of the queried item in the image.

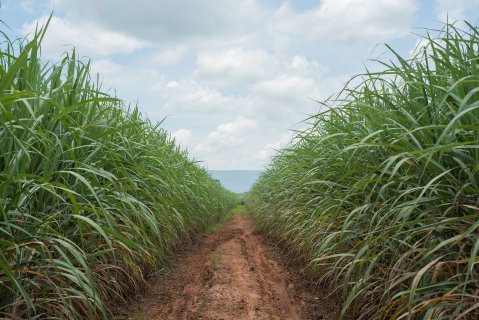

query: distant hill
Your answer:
[209,170,262,193]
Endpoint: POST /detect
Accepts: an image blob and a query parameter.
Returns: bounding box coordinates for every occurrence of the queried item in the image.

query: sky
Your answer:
[1,0,478,170]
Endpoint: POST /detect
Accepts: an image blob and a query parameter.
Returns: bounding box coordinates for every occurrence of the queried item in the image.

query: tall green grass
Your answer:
[248,22,479,319]
[0,23,237,319]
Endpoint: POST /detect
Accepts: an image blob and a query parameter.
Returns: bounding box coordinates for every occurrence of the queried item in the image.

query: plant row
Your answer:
[0,24,237,319]
[247,22,479,319]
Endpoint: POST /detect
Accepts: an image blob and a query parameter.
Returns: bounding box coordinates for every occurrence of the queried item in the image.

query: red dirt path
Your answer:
[122,214,340,320]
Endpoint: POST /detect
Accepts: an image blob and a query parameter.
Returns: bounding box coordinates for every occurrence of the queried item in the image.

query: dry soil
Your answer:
[122,214,340,320]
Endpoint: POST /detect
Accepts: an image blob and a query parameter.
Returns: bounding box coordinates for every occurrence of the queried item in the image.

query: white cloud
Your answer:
[51,0,418,49]
[195,117,257,154]
[89,63,162,98]
[166,81,180,88]
[22,16,146,59]
[91,59,122,75]
[2,0,49,13]
[153,46,188,66]
[152,80,240,113]
[19,0,35,13]
[53,0,264,44]
[289,55,323,74]
[188,116,302,169]
[195,48,278,85]
[257,133,293,161]
[171,128,192,146]
[252,74,319,104]
[272,0,418,43]
[216,117,256,134]
[435,0,479,22]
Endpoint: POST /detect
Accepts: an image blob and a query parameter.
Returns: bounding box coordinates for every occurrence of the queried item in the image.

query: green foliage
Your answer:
[0,22,237,319]
[248,22,479,319]
[230,205,247,214]
[204,205,246,234]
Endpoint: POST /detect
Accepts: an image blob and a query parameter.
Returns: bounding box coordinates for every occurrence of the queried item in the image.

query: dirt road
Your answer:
[123,214,340,320]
